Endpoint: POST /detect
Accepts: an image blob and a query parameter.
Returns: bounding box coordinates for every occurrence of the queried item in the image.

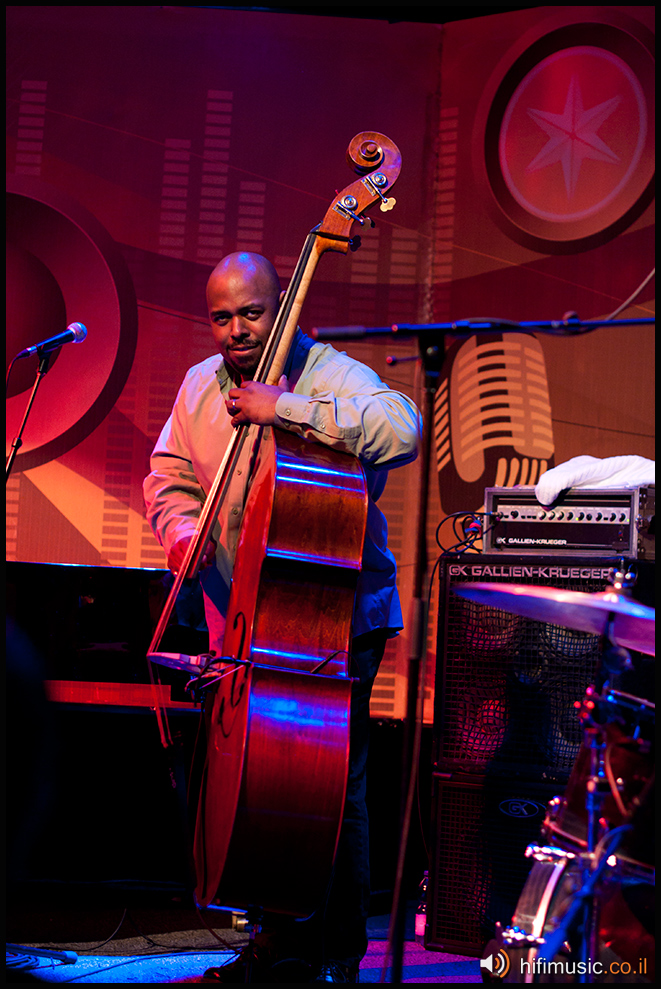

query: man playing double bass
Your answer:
[143,252,421,983]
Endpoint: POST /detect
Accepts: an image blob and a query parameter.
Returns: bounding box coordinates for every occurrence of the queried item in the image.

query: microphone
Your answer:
[16,322,88,359]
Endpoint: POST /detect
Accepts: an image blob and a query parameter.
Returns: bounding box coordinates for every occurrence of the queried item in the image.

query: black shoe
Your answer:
[203,945,273,983]
[312,961,359,982]
[203,947,312,984]
[271,957,314,983]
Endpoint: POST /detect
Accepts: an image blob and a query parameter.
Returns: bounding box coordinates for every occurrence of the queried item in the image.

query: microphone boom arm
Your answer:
[312,316,655,340]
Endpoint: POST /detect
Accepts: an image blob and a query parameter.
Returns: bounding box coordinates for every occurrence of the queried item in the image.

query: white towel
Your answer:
[535,455,655,506]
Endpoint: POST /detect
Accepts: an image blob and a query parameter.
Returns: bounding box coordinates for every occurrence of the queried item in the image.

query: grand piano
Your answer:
[7,561,205,891]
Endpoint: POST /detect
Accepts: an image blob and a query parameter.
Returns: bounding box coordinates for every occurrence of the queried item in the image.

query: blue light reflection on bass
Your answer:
[250,689,347,732]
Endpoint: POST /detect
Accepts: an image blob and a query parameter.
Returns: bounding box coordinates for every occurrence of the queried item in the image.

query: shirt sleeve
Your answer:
[273,349,421,470]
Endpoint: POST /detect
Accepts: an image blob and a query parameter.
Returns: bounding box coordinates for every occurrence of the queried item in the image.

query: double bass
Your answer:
[147,132,403,918]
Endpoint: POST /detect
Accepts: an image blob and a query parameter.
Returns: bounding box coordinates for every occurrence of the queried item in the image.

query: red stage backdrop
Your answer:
[421,5,654,718]
[6,7,655,720]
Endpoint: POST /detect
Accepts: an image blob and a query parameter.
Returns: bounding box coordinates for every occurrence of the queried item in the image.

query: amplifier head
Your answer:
[484,486,654,558]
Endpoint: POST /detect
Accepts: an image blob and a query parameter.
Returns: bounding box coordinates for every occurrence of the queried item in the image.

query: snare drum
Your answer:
[499,851,654,982]
[543,690,655,877]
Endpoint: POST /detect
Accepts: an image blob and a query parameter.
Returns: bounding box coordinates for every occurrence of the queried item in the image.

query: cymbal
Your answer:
[451,583,655,656]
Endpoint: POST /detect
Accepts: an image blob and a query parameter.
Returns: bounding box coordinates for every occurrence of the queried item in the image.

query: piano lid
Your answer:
[7,561,209,704]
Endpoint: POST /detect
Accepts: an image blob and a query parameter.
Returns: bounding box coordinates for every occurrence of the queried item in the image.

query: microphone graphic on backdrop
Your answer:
[312,325,555,512]
[16,322,88,359]
[434,332,555,516]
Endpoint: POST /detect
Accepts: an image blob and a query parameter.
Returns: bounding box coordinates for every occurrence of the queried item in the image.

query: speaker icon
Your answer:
[480,948,511,978]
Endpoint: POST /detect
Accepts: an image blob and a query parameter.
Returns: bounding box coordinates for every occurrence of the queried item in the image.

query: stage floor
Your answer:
[7,895,481,983]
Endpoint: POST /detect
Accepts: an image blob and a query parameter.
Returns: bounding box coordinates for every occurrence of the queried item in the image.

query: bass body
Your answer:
[194,426,368,914]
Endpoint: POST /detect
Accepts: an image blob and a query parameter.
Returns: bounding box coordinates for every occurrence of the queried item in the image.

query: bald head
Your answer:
[207,253,283,379]
[207,252,281,309]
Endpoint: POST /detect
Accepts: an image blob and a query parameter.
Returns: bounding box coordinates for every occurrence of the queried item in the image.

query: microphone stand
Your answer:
[314,311,654,983]
[5,350,83,974]
[6,349,54,483]
[384,337,442,984]
[313,315,654,340]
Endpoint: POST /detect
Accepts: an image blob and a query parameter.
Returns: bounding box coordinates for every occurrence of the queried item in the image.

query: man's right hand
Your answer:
[167,535,217,575]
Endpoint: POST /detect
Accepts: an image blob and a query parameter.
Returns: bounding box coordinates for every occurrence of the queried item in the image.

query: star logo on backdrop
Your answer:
[526,76,621,199]
[497,46,647,224]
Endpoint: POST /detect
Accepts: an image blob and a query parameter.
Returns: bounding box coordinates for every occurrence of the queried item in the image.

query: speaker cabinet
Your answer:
[433,555,653,782]
[425,554,654,955]
[425,775,558,954]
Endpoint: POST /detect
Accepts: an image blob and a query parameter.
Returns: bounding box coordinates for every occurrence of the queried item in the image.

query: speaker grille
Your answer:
[426,554,653,955]
[425,776,558,954]
[435,556,631,781]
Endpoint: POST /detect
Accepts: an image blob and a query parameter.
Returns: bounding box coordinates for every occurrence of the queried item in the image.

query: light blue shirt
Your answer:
[144,330,421,648]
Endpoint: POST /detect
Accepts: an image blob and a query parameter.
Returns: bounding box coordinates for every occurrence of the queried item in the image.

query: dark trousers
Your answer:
[257,627,390,969]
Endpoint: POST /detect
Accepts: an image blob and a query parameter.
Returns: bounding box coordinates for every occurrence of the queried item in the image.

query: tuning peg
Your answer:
[362,172,397,214]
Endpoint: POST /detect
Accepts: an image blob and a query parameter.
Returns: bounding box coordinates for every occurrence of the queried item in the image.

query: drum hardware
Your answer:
[501,926,547,949]
[582,699,619,864]
[526,844,576,864]
[598,567,638,684]
[543,685,655,882]
[500,846,576,948]
[495,828,647,983]
[453,566,655,981]
[536,826,631,968]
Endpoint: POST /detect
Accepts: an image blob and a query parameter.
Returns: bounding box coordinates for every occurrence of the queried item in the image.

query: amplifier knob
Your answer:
[566,512,574,520]
[577,512,585,520]
[619,513,627,522]
[609,513,617,521]
[510,510,519,518]
[596,513,603,521]
[586,513,593,520]
[556,512,564,520]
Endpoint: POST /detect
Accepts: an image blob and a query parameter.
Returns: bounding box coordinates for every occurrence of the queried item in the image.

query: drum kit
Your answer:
[453,566,655,983]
